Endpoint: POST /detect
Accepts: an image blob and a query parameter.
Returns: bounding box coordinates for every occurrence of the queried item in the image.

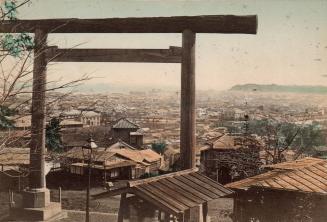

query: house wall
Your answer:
[81,115,101,126]
[233,188,327,222]
[148,160,161,175]
[130,135,143,148]
[112,128,137,144]
[0,170,28,191]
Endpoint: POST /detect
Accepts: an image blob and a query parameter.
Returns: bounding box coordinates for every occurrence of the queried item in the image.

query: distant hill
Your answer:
[55,83,178,93]
[230,84,327,94]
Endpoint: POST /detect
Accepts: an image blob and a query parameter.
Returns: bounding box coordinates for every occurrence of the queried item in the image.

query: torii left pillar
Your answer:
[10,29,66,221]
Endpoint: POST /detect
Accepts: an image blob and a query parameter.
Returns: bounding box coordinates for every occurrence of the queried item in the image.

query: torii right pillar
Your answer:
[181,29,196,170]
[181,29,207,222]
[179,23,257,221]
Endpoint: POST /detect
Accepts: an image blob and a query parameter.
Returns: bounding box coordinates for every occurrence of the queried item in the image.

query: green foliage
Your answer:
[139,172,159,179]
[292,123,325,154]
[1,33,34,56]
[0,105,16,129]
[1,1,34,57]
[151,142,166,154]
[3,0,18,20]
[248,119,325,154]
[46,117,63,152]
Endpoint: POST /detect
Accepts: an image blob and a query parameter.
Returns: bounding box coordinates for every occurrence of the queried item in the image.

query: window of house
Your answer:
[110,169,119,178]
[130,136,136,144]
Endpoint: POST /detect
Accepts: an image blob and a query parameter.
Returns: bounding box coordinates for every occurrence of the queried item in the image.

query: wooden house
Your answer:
[0,148,30,171]
[200,134,262,184]
[64,141,162,182]
[0,148,57,191]
[112,118,144,148]
[226,157,327,222]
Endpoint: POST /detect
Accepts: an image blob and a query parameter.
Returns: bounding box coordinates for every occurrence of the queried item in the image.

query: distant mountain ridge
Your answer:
[68,83,178,93]
[230,84,327,94]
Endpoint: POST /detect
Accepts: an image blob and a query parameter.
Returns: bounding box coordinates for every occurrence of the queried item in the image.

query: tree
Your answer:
[248,119,325,164]
[46,117,63,152]
[0,0,90,149]
[151,141,166,155]
[0,105,15,129]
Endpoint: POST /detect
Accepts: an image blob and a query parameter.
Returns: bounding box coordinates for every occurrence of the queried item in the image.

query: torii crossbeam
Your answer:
[1,15,257,222]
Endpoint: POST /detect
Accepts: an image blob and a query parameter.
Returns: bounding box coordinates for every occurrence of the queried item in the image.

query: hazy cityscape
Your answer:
[2,85,327,221]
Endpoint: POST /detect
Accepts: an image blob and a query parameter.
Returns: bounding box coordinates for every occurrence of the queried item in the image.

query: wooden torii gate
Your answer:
[0,15,257,221]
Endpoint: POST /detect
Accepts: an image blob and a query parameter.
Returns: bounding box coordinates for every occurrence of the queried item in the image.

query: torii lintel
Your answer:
[0,15,257,34]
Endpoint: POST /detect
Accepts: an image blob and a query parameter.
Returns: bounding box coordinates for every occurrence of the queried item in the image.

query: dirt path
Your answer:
[59,210,118,222]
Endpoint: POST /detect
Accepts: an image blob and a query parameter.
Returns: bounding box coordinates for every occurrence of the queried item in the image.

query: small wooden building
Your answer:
[112,118,143,148]
[95,168,233,222]
[226,157,327,222]
[0,148,29,191]
[200,134,262,184]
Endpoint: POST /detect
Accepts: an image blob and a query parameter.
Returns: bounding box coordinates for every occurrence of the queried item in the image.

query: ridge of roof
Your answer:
[264,157,325,170]
[107,140,137,150]
[226,158,327,195]
[112,118,139,129]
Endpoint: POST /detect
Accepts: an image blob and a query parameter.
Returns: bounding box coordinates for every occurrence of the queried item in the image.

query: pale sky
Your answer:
[15,0,327,91]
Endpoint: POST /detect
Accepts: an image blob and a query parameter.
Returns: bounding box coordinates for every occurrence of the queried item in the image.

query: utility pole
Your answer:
[83,137,98,222]
[86,158,91,222]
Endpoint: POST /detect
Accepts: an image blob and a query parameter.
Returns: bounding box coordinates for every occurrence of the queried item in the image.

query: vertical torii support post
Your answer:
[181,29,196,170]
[20,28,51,210]
[30,28,47,190]
[181,29,201,222]
[11,29,65,221]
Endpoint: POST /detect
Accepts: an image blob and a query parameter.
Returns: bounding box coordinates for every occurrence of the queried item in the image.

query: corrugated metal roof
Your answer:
[226,157,327,195]
[112,118,139,129]
[128,169,233,216]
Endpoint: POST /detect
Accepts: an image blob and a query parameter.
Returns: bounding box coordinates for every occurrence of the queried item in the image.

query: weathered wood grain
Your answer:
[0,15,257,34]
[46,46,182,63]
[180,29,196,169]
[29,28,47,189]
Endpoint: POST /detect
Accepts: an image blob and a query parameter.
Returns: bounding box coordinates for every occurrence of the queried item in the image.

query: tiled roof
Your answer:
[61,110,81,116]
[114,148,145,163]
[107,141,136,150]
[0,148,30,165]
[112,118,139,129]
[65,144,159,166]
[82,111,101,117]
[71,160,137,170]
[203,134,262,150]
[139,149,162,162]
[226,157,327,194]
[65,147,116,162]
[264,157,325,170]
[130,128,145,136]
